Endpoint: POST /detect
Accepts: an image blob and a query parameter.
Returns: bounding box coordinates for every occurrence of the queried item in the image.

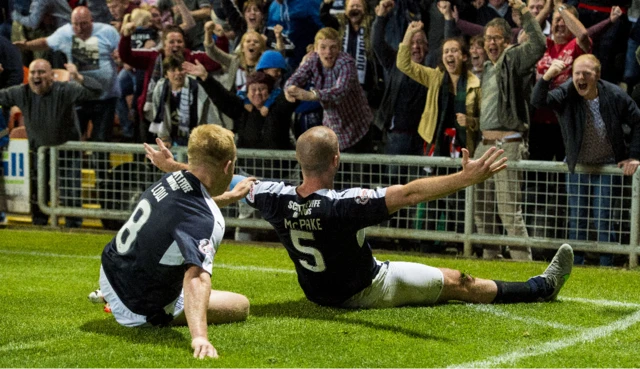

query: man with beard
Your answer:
[473,0,545,260]
[532,55,640,266]
[118,22,224,142]
[0,59,102,226]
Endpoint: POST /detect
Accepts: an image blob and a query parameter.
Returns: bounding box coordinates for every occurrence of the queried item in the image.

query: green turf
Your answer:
[1,229,640,367]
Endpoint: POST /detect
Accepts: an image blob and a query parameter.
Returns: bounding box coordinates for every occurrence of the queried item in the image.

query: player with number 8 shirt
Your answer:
[146,125,575,309]
[98,125,255,359]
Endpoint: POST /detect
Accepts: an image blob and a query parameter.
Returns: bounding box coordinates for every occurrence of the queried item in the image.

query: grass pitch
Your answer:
[1,229,640,367]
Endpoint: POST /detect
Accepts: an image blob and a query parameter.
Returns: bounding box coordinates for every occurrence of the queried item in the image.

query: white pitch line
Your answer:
[467,304,580,331]
[560,296,640,309]
[449,308,640,368]
[0,249,296,274]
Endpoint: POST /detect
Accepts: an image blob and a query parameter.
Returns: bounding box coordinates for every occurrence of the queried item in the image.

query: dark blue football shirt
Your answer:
[101,171,224,316]
[246,181,392,306]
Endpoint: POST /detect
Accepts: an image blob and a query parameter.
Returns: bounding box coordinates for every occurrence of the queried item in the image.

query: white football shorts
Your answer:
[99,265,184,327]
[341,259,444,308]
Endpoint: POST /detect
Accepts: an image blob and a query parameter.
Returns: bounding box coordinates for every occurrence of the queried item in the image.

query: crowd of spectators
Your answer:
[2,0,640,265]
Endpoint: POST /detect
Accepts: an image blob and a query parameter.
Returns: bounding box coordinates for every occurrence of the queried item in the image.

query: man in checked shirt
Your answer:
[284,27,373,156]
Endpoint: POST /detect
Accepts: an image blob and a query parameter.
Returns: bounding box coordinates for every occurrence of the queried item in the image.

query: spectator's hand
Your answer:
[244,103,254,112]
[204,20,216,34]
[0,64,3,74]
[213,23,224,37]
[122,22,136,36]
[508,0,526,12]
[286,85,304,100]
[123,63,133,71]
[437,1,452,20]
[456,113,468,127]
[402,21,424,45]
[274,24,284,39]
[191,337,218,359]
[323,0,334,4]
[284,88,296,102]
[452,5,459,22]
[260,106,269,116]
[553,0,562,9]
[512,8,522,27]
[13,40,28,51]
[610,6,623,23]
[144,138,177,173]
[182,60,208,80]
[543,59,566,80]
[461,146,508,184]
[375,0,395,17]
[472,0,485,9]
[64,63,80,80]
[618,158,640,176]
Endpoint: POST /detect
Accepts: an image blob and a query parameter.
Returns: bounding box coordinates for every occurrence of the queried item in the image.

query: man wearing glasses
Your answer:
[473,0,546,260]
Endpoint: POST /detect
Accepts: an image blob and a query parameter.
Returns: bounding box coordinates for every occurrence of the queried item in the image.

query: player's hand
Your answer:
[144,138,177,173]
[461,146,508,184]
[191,337,218,359]
[228,175,257,200]
[618,158,640,176]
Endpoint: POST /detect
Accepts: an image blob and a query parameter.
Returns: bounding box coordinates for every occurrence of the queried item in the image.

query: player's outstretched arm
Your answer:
[183,265,218,359]
[144,138,188,172]
[385,147,507,214]
[213,175,257,207]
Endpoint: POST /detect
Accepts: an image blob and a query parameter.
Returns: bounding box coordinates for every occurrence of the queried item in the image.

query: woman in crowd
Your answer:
[396,21,481,159]
[204,21,266,93]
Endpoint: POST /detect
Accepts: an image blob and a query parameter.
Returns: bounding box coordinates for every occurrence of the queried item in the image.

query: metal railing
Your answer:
[37,142,640,267]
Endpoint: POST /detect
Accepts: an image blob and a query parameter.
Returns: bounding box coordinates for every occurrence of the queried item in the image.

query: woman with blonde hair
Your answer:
[204,22,266,94]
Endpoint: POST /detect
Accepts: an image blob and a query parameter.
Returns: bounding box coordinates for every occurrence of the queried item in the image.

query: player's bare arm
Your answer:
[183,265,218,359]
[385,147,507,214]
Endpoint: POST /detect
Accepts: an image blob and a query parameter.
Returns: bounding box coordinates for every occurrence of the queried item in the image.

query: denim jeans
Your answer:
[567,172,616,266]
[116,69,136,139]
[624,36,640,87]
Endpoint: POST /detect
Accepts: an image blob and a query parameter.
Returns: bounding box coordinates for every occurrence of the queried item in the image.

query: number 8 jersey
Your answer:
[101,171,225,317]
[245,181,392,306]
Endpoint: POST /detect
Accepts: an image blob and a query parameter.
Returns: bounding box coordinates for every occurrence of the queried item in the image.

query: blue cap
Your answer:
[256,50,287,71]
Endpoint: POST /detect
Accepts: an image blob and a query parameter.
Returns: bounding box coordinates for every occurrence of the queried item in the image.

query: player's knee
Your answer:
[441,268,475,293]
[207,291,250,324]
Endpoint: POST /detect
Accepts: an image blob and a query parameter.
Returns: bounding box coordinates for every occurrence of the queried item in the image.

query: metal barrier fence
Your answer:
[38,142,640,267]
